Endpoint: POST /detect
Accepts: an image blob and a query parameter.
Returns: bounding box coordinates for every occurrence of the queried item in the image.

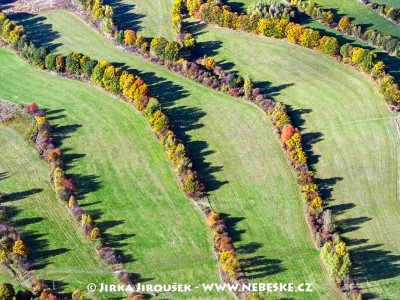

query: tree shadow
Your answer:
[44,280,69,294]
[67,173,101,200]
[228,1,246,14]
[0,172,9,181]
[103,0,144,32]
[258,81,295,98]
[0,0,17,11]
[2,188,43,202]
[337,216,372,234]
[195,40,223,58]
[236,242,263,255]
[314,176,343,202]
[299,14,400,82]
[184,20,207,37]
[165,105,229,192]
[94,218,135,264]
[222,214,246,242]
[129,273,154,284]
[241,256,285,279]
[52,124,83,144]
[351,242,400,293]
[9,12,62,52]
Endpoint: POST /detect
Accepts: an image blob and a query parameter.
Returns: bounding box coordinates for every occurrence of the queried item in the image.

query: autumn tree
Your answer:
[81,214,93,227]
[219,251,240,278]
[90,227,100,240]
[318,36,339,56]
[68,196,77,209]
[338,16,352,33]
[299,28,320,48]
[150,36,168,58]
[12,240,28,257]
[244,75,254,99]
[124,30,136,46]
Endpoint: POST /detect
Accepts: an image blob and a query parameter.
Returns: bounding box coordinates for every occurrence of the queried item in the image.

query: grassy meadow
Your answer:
[8,9,347,299]
[187,19,400,299]
[0,48,228,299]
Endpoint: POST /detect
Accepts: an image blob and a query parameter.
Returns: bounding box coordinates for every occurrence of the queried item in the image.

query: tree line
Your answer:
[290,0,400,56]
[187,1,400,111]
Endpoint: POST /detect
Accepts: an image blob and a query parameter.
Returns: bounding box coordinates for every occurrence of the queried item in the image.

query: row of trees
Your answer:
[74,0,115,34]
[0,158,45,296]
[292,0,400,56]
[266,102,362,299]
[188,1,400,109]
[28,104,144,298]
[171,0,184,36]
[247,0,296,20]
[367,1,400,24]
[29,104,108,256]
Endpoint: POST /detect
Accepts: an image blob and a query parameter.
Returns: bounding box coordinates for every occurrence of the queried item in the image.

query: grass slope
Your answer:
[103,0,174,39]
[310,0,400,38]
[228,0,400,38]
[0,123,117,298]
[14,9,343,299]
[187,22,400,299]
[0,48,225,299]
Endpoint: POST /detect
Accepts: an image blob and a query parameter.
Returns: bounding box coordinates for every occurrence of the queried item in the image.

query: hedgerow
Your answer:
[188,1,400,111]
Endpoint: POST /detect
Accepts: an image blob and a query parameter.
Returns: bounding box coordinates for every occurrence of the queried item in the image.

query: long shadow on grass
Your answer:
[116,63,229,192]
[103,0,144,32]
[0,0,17,11]
[5,205,69,270]
[300,14,400,81]
[0,172,9,181]
[223,213,285,278]
[40,110,135,264]
[10,12,62,52]
[2,188,43,202]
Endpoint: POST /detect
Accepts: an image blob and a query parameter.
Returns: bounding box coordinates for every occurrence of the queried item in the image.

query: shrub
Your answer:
[90,227,100,240]
[219,250,240,278]
[12,240,28,257]
[208,212,221,227]
[0,283,15,300]
[98,247,118,264]
[56,187,70,202]
[124,30,136,46]
[148,110,170,132]
[45,53,56,71]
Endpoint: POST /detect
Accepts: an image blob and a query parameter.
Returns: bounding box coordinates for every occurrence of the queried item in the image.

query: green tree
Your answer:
[164,41,182,61]
[115,30,124,45]
[45,53,56,71]
[0,283,15,300]
[150,36,168,58]
[244,75,254,99]
[338,253,352,280]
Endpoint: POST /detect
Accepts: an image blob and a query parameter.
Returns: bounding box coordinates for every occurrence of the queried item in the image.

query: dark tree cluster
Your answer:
[368,1,400,24]
[74,0,115,34]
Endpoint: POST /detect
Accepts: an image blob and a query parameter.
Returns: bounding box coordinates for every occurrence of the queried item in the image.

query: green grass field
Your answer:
[103,0,174,39]
[0,122,118,298]
[186,21,400,299]
[310,0,400,38]
[9,9,348,299]
[0,48,229,299]
[34,0,400,297]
